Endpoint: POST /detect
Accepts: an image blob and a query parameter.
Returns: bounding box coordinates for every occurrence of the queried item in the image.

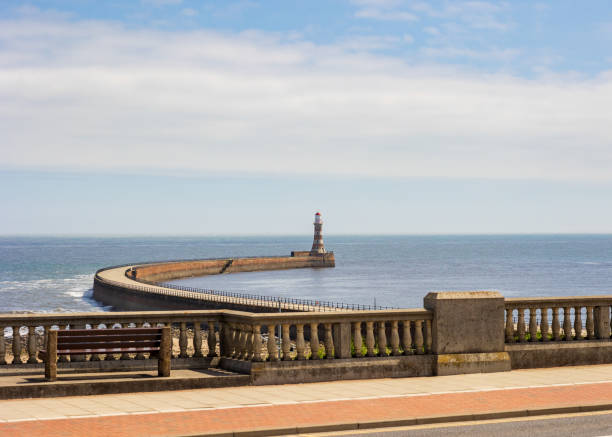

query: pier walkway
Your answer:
[96,265,364,312]
[2,364,612,436]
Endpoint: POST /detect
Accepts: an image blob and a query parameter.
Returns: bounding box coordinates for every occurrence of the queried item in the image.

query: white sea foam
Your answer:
[0,273,102,313]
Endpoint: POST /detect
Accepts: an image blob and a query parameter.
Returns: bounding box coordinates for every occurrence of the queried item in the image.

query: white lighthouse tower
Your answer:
[310,212,326,255]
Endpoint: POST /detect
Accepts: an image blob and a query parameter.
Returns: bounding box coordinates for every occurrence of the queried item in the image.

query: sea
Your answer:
[1,235,611,313]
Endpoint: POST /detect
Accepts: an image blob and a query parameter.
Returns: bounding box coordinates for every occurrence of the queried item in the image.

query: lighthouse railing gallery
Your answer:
[0,309,432,365]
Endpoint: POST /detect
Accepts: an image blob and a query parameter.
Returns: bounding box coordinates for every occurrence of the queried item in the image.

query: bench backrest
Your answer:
[56,327,164,352]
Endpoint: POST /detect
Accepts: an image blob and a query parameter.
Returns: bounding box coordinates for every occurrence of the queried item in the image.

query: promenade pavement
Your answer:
[1,364,612,436]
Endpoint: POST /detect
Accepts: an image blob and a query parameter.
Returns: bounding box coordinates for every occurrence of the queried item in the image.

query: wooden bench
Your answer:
[40,327,171,381]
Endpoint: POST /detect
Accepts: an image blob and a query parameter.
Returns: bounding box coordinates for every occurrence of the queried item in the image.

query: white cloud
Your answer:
[339,35,402,51]
[180,8,197,16]
[411,1,512,31]
[1,16,612,181]
[141,0,182,5]
[355,8,417,21]
[421,46,520,61]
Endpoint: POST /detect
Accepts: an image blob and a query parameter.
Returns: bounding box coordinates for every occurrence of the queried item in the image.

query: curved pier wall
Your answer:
[93,253,335,312]
[132,254,335,282]
[93,277,284,313]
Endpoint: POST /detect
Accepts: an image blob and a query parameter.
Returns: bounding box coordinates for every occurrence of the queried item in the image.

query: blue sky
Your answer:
[1,1,612,234]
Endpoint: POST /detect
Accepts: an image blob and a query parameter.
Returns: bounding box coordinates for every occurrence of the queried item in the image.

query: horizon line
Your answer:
[2,232,612,238]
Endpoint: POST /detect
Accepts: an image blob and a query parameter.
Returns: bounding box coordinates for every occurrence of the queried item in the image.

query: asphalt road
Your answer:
[301,412,612,437]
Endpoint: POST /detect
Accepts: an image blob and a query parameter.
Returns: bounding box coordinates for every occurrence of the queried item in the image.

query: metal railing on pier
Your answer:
[137,278,397,312]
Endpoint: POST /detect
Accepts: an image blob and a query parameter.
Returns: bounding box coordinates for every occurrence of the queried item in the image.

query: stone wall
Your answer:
[133,253,335,282]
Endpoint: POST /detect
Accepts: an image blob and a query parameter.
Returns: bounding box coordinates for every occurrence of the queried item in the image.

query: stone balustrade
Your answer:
[0,309,432,366]
[505,297,612,343]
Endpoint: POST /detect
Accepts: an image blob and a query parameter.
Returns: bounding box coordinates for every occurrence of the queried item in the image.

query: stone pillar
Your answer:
[424,291,511,376]
[333,323,351,359]
[596,306,611,339]
[352,322,362,357]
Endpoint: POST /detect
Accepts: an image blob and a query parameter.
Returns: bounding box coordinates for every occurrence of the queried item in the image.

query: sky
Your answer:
[1,1,612,235]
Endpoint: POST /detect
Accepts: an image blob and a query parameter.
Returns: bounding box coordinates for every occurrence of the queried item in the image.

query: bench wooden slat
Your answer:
[57,334,162,343]
[41,347,161,356]
[57,328,164,336]
[54,340,161,350]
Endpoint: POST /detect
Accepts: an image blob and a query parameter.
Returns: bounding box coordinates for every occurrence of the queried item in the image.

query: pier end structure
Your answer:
[93,212,335,311]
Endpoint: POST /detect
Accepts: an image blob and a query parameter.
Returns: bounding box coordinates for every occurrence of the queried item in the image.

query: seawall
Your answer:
[93,252,336,312]
[131,253,335,282]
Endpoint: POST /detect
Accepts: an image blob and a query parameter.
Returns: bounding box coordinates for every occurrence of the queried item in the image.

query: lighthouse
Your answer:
[310,212,326,255]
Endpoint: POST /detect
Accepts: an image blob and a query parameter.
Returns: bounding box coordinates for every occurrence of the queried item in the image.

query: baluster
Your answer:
[425,320,432,354]
[414,320,424,355]
[232,324,241,359]
[552,308,561,341]
[207,320,217,357]
[563,307,573,340]
[267,324,278,361]
[238,324,247,360]
[281,324,291,361]
[240,324,249,359]
[529,307,538,342]
[246,325,255,360]
[352,322,362,357]
[179,322,189,358]
[324,323,334,359]
[58,325,69,362]
[402,320,412,355]
[225,323,235,358]
[120,323,132,360]
[390,321,400,356]
[505,308,515,343]
[0,326,6,365]
[517,308,526,342]
[228,322,237,357]
[574,306,583,340]
[295,324,305,360]
[541,308,549,342]
[192,322,203,358]
[365,321,375,357]
[12,326,22,364]
[27,326,38,363]
[309,322,320,359]
[252,325,263,362]
[586,307,595,339]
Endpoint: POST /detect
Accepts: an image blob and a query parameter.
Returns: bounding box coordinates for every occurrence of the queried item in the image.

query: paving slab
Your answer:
[0,364,611,435]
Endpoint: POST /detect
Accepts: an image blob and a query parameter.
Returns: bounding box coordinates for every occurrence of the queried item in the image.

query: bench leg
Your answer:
[45,330,57,381]
[158,326,171,377]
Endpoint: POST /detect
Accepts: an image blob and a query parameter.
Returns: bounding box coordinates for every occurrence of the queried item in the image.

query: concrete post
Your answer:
[424,291,511,376]
[45,330,57,381]
[158,326,171,377]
